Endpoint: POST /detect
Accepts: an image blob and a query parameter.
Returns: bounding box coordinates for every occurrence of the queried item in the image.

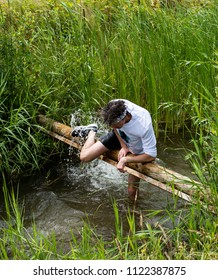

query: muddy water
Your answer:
[0,135,195,245]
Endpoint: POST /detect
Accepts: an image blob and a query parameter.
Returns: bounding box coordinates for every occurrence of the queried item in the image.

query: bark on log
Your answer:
[37,114,204,198]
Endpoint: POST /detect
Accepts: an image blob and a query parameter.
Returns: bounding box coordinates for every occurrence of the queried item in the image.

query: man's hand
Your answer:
[117,157,127,173]
[116,153,155,173]
[118,147,130,161]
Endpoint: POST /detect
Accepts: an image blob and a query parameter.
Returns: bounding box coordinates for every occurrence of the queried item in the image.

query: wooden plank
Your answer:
[37,114,205,199]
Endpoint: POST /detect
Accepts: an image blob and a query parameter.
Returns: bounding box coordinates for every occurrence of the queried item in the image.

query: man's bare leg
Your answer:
[128,174,140,200]
[80,132,140,200]
[80,131,108,162]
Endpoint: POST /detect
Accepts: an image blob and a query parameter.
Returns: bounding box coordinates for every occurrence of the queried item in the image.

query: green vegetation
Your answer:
[0,0,217,259]
[1,182,217,259]
[0,0,217,174]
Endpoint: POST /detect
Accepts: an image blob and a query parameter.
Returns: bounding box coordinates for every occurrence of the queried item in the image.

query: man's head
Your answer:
[101,100,128,128]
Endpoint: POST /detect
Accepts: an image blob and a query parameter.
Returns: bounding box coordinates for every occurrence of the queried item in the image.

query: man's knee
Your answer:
[80,141,107,163]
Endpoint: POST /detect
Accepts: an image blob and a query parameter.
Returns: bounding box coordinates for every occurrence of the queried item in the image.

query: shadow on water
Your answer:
[0,134,195,244]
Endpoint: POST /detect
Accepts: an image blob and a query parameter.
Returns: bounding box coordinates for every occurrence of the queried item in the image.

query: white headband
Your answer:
[111,109,127,125]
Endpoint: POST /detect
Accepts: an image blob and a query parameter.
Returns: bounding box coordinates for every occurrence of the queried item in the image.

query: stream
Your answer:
[0,134,196,247]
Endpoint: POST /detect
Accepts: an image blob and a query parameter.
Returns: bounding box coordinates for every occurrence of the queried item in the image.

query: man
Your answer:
[71,99,157,200]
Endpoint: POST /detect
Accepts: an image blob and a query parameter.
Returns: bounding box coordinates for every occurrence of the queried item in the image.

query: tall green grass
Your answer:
[186,86,218,207]
[0,0,217,176]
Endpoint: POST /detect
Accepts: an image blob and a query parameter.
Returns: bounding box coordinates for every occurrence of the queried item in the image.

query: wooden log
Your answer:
[37,114,204,199]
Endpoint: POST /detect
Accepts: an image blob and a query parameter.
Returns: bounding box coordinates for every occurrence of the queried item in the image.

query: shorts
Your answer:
[100,130,121,150]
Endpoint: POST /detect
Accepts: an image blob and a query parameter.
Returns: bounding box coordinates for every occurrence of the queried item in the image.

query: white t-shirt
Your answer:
[116,99,157,158]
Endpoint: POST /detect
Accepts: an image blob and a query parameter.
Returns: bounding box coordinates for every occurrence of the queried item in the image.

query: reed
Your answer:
[0,0,217,176]
[185,85,218,206]
[83,1,217,133]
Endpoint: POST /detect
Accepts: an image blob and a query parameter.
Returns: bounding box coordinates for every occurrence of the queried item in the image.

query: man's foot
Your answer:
[71,123,98,138]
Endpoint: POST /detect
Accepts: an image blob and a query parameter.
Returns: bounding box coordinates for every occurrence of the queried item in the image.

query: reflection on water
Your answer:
[0,135,194,244]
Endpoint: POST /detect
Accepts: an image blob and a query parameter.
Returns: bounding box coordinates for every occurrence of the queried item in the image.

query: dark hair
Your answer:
[101,100,126,126]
